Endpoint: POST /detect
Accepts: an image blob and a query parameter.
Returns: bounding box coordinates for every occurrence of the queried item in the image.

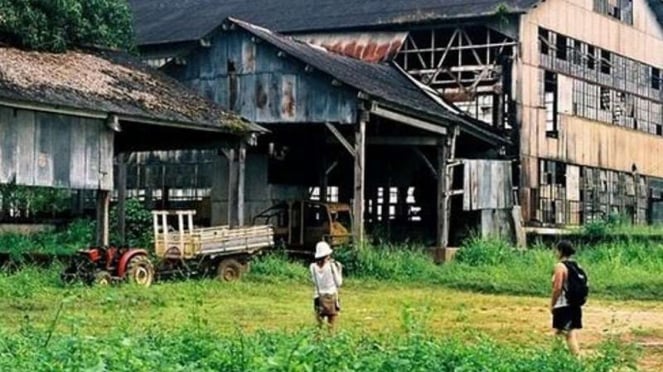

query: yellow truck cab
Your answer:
[253,200,353,254]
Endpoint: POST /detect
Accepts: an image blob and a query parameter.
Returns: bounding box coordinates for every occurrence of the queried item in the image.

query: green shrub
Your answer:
[110,198,153,248]
[249,252,308,282]
[455,235,514,266]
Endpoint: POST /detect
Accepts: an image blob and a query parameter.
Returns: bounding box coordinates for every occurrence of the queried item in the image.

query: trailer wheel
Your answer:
[217,259,242,282]
[94,270,112,286]
[126,255,154,287]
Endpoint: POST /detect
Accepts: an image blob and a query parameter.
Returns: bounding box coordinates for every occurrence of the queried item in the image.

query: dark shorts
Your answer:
[552,306,583,331]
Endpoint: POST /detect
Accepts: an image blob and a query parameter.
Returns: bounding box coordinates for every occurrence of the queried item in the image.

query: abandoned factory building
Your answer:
[127,0,663,244]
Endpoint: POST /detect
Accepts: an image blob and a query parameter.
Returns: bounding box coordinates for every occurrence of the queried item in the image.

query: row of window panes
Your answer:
[571,77,663,135]
[593,0,634,25]
[538,27,662,102]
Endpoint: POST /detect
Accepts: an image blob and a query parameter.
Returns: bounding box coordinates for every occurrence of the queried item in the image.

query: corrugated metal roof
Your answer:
[0,46,263,133]
[296,32,407,63]
[129,0,538,46]
[228,18,508,145]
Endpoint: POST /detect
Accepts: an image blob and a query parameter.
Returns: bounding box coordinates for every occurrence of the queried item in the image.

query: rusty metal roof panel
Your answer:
[296,32,407,63]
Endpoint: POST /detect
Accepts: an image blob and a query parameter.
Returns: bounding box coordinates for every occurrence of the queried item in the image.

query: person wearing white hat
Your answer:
[310,240,343,329]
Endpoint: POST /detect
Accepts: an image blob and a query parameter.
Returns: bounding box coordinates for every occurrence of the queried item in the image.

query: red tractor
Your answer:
[61,246,154,287]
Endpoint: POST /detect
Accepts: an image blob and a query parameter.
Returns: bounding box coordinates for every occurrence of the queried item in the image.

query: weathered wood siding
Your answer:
[167,29,358,124]
[0,106,113,190]
[463,160,514,210]
[517,0,663,221]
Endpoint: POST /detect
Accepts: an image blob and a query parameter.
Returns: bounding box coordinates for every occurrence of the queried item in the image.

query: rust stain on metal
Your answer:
[242,41,256,72]
[255,80,268,108]
[297,32,407,63]
[281,75,296,119]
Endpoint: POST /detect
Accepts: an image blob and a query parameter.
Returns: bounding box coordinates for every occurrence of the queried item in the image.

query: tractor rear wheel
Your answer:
[216,259,242,282]
[125,255,154,287]
[94,270,112,286]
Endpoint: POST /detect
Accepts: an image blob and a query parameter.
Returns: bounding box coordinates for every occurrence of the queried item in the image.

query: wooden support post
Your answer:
[436,127,459,249]
[436,143,449,248]
[117,153,128,246]
[353,113,367,244]
[96,190,110,246]
[226,149,236,227]
[320,153,328,202]
[237,142,246,226]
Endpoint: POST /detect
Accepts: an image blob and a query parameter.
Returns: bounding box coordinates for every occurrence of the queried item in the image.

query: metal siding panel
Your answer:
[242,39,257,73]
[98,126,114,190]
[0,107,17,183]
[33,113,52,186]
[255,73,272,122]
[238,74,257,121]
[51,114,72,188]
[15,109,36,186]
[198,48,215,79]
[69,117,87,189]
[84,118,101,188]
[280,74,297,121]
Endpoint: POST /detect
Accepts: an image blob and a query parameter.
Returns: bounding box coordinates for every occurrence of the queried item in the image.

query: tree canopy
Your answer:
[0,0,134,52]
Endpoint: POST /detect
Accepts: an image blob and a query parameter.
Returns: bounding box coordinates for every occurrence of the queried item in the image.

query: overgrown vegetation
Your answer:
[0,0,134,52]
[0,183,71,221]
[110,198,153,248]
[0,219,93,256]
[250,236,663,301]
[0,322,635,371]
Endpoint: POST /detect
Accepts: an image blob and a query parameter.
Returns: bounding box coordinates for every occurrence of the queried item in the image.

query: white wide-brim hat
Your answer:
[314,241,333,259]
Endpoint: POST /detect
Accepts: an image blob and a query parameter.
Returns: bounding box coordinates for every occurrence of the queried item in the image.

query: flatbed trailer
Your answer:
[153,210,274,281]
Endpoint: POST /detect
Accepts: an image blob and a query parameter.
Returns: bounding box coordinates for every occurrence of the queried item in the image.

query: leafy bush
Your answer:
[455,235,515,266]
[250,252,308,282]
[110,198,153,248]
[0,0,134,52]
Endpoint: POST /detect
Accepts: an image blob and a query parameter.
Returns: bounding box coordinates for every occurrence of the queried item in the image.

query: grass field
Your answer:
[1,222,663,370]
[0,265,661,370]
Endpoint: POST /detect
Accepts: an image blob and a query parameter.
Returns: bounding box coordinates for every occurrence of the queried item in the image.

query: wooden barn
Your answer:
[129,0,663,243]
[0,45,263,245]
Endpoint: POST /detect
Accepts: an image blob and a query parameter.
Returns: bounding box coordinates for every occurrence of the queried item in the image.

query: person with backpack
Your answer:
[310,241,343,330]
[550,240,589,356]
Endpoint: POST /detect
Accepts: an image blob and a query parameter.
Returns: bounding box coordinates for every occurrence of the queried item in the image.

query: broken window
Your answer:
[556,35,568,60]
[572,40,583,65]
[538,159,569,225]
[600,87,611,110]
[586,45,596,70]
[539,28,550,55]
[652,67,660,90]
[600,50,611,75]
[594,0,634,25]
[544,71,558,136]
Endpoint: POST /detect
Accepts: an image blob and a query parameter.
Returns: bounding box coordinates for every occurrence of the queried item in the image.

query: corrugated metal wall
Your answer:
[169,29,358,124]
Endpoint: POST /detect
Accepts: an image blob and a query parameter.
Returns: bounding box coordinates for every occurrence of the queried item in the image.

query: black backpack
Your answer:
[563,261,589,306]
